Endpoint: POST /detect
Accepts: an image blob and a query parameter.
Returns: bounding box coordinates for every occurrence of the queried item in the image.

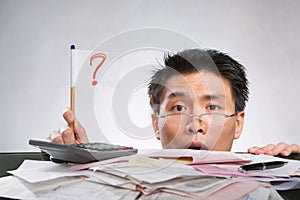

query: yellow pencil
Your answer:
[70,45,76,133]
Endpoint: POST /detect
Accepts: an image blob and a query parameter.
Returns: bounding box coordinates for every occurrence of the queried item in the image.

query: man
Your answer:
[148,48,247,151]
[50,48,300,156]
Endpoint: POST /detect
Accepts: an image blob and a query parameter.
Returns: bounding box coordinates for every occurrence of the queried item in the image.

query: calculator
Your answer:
[29,139,138,164]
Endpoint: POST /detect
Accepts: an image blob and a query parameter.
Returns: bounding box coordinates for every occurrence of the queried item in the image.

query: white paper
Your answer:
[8,160,92,183]
[268,177,300,190]
[0,175,140,200]
[69,149,251,171]
[137,149,251,164]
[0,176,38,199]
[92,157,201,184]
[71,49,92,86]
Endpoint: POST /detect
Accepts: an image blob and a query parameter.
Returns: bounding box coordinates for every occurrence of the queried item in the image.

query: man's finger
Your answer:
[249,144,275,155]
[247,146,260,153]
[52,135,64,144]
[264,142,287,156]
[258,144,275,154]
[281,144,300,156]
[63,109,75,124]
[61,128,76,144]
[74,119,89,143]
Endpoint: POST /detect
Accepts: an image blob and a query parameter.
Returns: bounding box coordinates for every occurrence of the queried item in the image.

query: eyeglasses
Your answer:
[157,112,237,123]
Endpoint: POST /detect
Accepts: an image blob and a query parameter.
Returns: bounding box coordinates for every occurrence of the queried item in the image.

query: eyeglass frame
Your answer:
[156,112,238,122]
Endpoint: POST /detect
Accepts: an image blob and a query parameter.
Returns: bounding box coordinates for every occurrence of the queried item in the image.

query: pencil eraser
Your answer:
[70,44,75,50]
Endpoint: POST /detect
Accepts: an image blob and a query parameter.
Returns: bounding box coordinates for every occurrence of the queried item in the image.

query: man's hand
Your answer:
[248,142,300,156]
[48,109,89,144]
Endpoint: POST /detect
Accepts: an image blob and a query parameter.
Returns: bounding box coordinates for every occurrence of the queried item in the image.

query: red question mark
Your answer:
[89,53,106,86]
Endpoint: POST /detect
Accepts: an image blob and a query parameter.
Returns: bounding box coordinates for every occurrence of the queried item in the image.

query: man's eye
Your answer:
[207,105,219,111]
[172,105,186,112]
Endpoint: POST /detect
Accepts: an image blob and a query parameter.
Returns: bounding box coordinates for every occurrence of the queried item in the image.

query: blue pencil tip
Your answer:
[70,45,75,50]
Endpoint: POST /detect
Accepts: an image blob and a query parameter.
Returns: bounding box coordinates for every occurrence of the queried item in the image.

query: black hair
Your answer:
[148,48,249,114]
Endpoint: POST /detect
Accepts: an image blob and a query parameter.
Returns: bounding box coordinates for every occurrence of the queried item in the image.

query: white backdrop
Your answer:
[1,0,300,152]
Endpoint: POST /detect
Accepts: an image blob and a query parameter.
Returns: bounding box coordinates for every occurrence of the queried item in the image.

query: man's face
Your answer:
[151,71,245,151]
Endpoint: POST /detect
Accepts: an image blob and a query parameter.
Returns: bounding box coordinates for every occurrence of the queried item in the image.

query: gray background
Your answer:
[1,0,300,151]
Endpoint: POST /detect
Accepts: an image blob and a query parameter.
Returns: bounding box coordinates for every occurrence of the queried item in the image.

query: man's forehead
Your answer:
[166,72,224,85]
[161,72,229,100]
[166,91,225,100]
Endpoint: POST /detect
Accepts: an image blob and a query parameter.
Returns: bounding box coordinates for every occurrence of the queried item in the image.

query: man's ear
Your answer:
[234,111,245,139]
[149,95,155,109]
[151,114,160,140]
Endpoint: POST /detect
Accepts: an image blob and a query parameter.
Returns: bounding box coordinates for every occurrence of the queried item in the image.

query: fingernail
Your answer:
[256,150,263,155]
[64,112,74,122]
[282,150,289,156]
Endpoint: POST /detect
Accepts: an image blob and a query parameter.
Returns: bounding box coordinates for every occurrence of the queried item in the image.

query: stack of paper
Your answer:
[0,160,140,200]
[1,150,299,199]
[86,156,284,199]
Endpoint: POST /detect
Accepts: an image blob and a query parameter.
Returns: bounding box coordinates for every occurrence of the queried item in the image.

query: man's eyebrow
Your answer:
[201,94,226,100]
[167,92,186,100]
[166,92,226,101]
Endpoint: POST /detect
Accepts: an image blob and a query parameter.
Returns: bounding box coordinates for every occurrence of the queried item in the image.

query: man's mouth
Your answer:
[188,146,208,150]
[188,140,208,150]
[188,141,208,150]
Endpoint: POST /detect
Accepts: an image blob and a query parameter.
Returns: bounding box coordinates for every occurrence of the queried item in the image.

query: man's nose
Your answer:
[186,116,206,135]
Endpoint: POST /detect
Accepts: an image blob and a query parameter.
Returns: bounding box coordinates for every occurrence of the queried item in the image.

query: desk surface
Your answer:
[1,152,300,200]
